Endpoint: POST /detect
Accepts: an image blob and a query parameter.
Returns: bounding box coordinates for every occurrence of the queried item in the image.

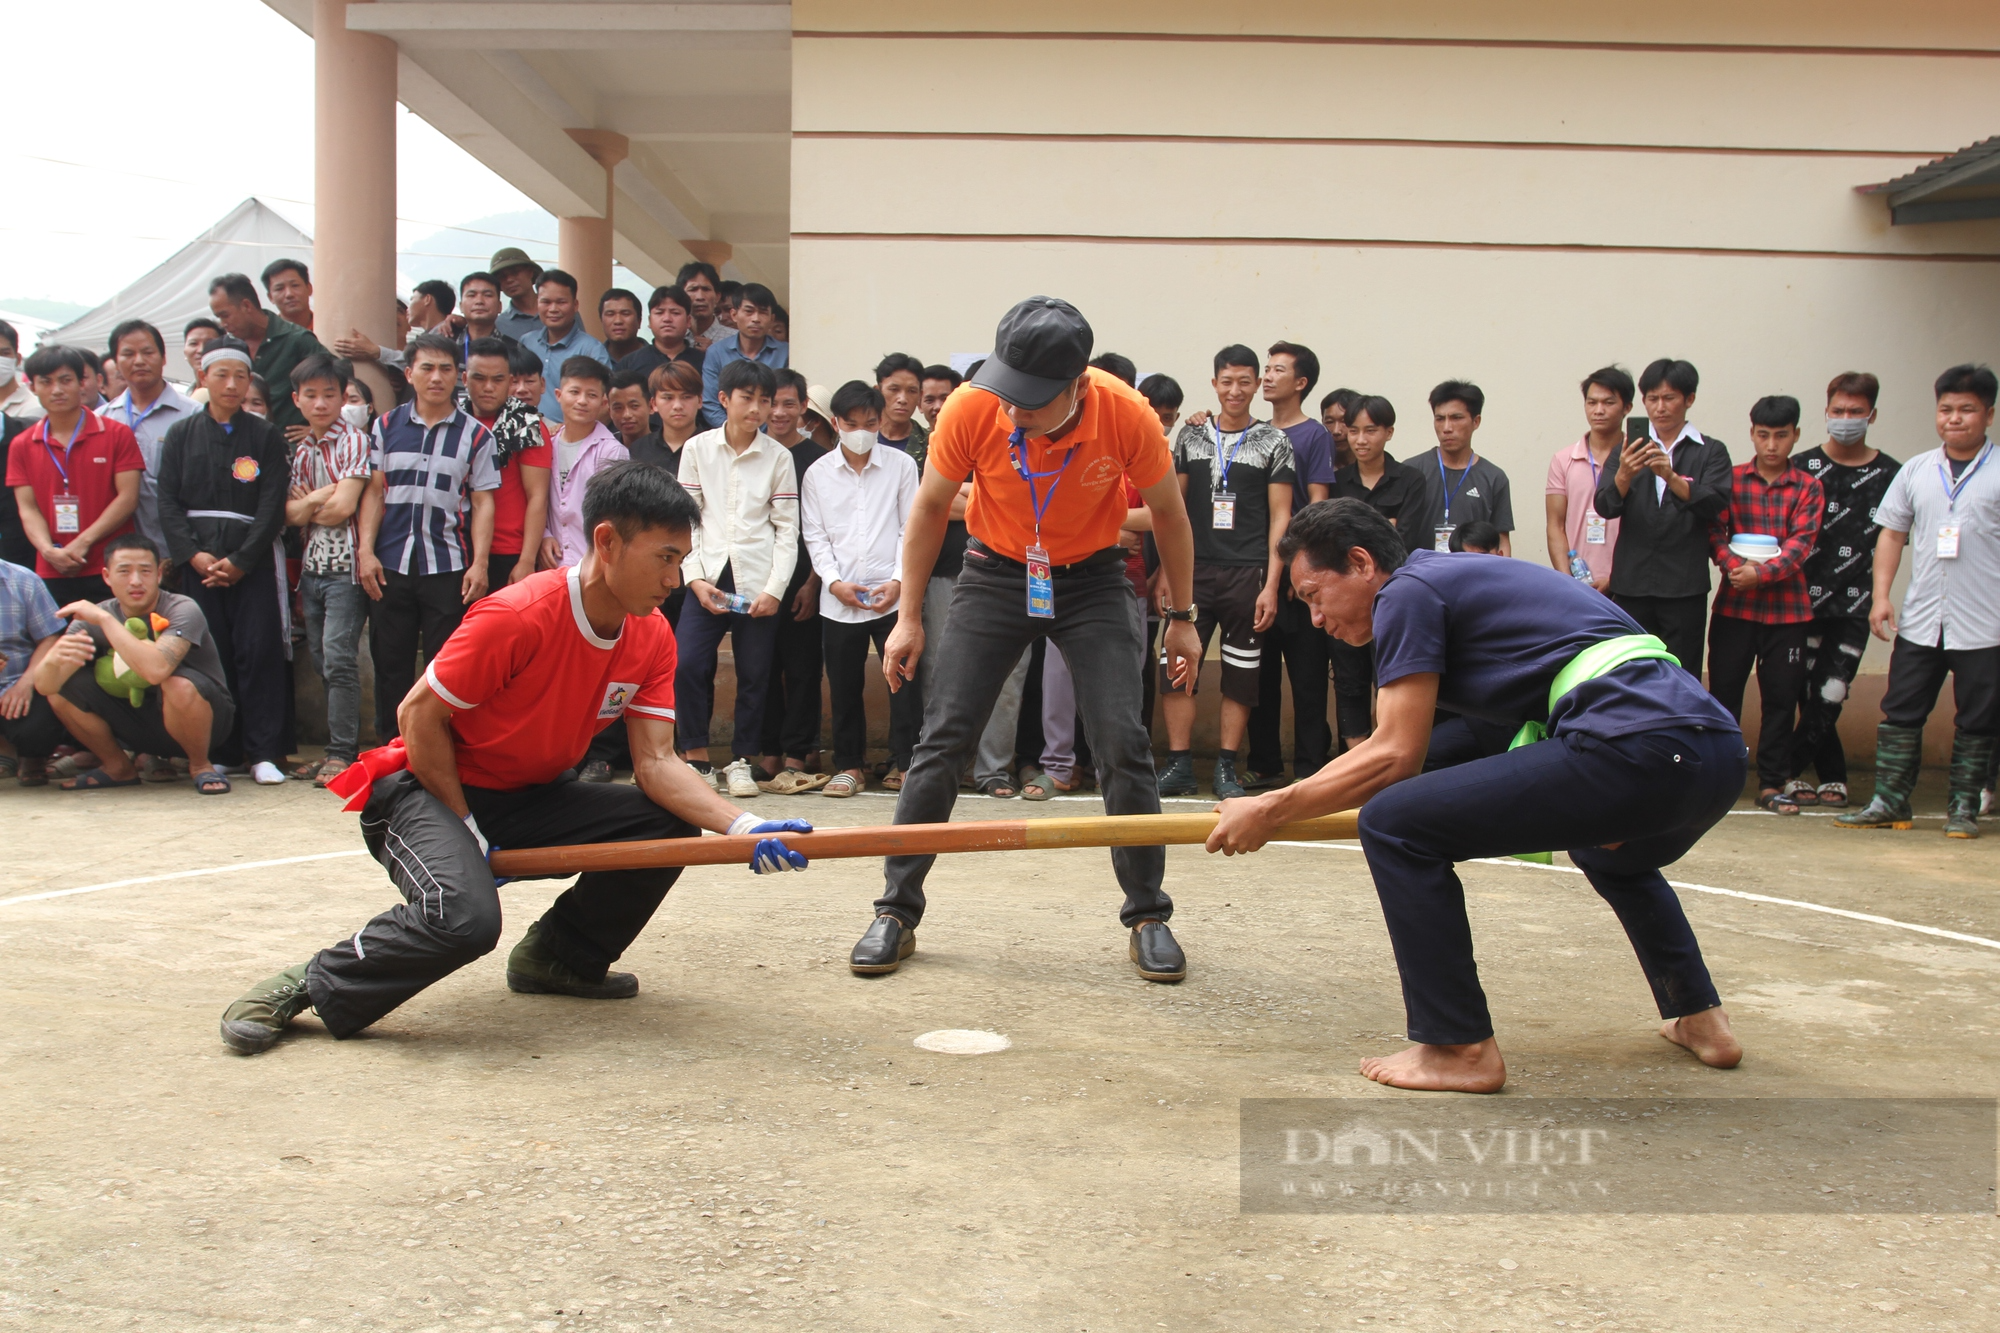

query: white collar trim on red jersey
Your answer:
[566,564,622,649]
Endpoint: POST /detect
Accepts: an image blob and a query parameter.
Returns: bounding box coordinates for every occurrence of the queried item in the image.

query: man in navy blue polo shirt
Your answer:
[1207,499,1747,1093]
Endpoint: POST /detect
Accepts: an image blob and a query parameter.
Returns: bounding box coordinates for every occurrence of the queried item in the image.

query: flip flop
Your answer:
[759,768,827,795]
[193,769,233,795]
[1018,773,1053,802]
[61,769,142,791]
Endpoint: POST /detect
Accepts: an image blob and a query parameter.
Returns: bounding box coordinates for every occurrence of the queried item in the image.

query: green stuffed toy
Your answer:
[94,616,157,707]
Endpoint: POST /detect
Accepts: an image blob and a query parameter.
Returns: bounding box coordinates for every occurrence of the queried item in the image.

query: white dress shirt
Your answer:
[677,426,800,600]
[1647,420,1705,501]
[801,444,919,623]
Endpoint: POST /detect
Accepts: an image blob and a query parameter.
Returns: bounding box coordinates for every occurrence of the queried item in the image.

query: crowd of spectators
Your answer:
[0,250,1994,838]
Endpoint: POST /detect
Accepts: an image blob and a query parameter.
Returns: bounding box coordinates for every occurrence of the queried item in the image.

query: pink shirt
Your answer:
[545,422,630,567]
[1546,437,1620,588]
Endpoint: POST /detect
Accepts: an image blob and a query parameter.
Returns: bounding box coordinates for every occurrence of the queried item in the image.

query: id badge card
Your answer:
[1025,544,1055,619]
[53,493,80,535]
[1584,511,1608,545]
[1938,524,1961,559]
[1434,524,1453,552]
[1210,490,1236,531]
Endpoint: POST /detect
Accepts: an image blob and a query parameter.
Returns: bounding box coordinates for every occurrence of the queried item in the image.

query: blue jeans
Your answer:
[301,572,369,762]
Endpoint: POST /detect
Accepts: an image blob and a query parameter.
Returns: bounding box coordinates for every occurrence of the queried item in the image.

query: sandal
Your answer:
[193,769,233,795]
[760,768,828,795]
[1780,778,1818,807]
[61,769,142,791]
[1755,789,1800,816]
[290,757,325,782]
[143,755,180,783]
[1019,772,1055,802]
[314,758,351,789]
[1815,782,1849,809]
[822,772,862,798]
[881,767,906,791]
[981,774,1020,799]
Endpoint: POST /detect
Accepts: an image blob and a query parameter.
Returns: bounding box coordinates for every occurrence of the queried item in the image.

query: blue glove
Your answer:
[731,815,813,874]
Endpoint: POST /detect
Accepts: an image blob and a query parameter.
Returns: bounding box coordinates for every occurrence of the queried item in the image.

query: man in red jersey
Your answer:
[219,462,814,1054]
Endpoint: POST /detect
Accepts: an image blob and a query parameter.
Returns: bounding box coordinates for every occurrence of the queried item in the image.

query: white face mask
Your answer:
[1826,416,1869,445]
[0,356,18,383]
[839,428,876,456]
[341,402,373,430]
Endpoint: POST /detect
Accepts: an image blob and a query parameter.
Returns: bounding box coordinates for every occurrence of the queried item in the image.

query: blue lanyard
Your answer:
[1008,427,1079,543]
[1937,441,1992,512]
[1210,423,1249,492]
[41,416,85,489]
[121,394,167,437]
[1436,450,1477,521]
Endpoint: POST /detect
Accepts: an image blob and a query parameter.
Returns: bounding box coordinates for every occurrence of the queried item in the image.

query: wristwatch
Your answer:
[1162,604,1198,623]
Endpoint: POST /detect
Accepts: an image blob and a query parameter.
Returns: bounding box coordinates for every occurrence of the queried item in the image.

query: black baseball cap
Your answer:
[969,296,1094,409]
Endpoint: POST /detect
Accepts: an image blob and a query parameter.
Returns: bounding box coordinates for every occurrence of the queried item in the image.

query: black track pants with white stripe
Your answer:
[306,770,695,1038]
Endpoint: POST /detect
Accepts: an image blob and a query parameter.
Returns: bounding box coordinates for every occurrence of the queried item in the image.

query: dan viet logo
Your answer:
[1283,1122,1610,1168]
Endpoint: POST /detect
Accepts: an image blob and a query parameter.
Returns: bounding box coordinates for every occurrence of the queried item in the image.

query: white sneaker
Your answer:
[251,761,287,786]
[722,758,760,799]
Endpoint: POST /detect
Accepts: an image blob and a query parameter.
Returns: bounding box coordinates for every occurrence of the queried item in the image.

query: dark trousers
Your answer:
[484,551,520,593]
[1,689,71,757]
[1246,595,1332,778]
[674,569,781,757]
[305,770,694,1038]
[877,546,1169,928]
[43,574,105,609]
[760,603,825,760]
[371,570,466,739]
[1358,724,1743,1045]
[823,612,921,771]
[1422,713,1515,772]
[1330,637,1375,745]
[181,561,290,765]
[1704,614,1809,790]
[1788,616,1870,786]
[1879,635,2000,737]
[1611,593,1708,675]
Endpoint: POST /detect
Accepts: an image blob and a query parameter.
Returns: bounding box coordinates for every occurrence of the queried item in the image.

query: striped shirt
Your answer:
[369,402,499,576]
[292,421,374,578]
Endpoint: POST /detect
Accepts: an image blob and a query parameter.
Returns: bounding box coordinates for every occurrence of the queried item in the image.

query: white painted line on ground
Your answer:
[1272,840,2000,953]
[0,850,371,908]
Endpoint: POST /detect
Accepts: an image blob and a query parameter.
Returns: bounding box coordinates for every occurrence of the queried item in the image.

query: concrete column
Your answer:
[561,130,630,339]
[314,0,398,405]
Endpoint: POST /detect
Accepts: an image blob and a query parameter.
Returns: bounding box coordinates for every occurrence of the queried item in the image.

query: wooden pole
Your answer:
[487,811,1359,878]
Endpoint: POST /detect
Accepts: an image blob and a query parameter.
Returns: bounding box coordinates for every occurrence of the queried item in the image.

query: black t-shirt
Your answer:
[626,432,687,479]
[1173,421,1296,567]
[1794,445,1900,619]
[0,415,33,568]
[1333,454,1426,534]
[614,341,706,384]
[1406,448,1515,551]
[775,437,827,600]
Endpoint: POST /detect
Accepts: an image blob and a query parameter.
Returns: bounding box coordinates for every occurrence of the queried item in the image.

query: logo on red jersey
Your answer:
[598,682,638,719]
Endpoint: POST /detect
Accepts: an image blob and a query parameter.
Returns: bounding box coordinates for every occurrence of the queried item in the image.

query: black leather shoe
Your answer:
[850,915,915,975]
[1129,920,1186,982]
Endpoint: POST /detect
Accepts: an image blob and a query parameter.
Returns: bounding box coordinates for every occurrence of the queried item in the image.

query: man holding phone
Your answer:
[1593,358,1734,673]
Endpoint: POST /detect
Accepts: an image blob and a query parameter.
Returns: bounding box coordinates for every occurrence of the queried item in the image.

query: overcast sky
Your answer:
[4,0,541,308]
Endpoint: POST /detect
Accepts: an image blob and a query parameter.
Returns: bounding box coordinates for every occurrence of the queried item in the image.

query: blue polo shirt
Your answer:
[1370,549,1736,740]
[521,320,611,422]
[699,332,790,427]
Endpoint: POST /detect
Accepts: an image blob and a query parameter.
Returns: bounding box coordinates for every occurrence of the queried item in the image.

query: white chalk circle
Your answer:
[913,1029,1012,1055]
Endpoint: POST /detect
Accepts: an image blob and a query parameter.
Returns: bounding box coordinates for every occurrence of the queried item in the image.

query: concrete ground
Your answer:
[2,764,1996,1331]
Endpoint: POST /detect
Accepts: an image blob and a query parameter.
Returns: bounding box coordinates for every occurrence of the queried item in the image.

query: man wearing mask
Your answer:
[0,320,39,421]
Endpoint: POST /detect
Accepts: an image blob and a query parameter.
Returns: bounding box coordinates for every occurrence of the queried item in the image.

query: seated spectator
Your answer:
[1546,366,1631,590]
[0,319,41,420]
[488,247,545,342]
[356,334,498,741]
[606,368,653,448]
[7,344,144,607]
[617,284,705,381]
[676,261,725,349]
[1594,358,1734,672]
[598,288,646,364]
[873,353,928,465]
[1706,395,1823,815]
[104,319,199,551]
[699,284,787,428]
[541,357,628,569]
[464,338,552,590]
[34,535,235,794]
[1157,344,1295,800]
[284,354,372,786]
[260,259,314,332]
[757,369,830,791]
[156,335,293,784]
[522,269,610,423]
[1836,364,1999,838]
[920,364,962,428]
[1448,520,1504,553]
[802,403,921,798]
[677,358,796,797]
[1409,379,1513,555]
[0,559,70,785]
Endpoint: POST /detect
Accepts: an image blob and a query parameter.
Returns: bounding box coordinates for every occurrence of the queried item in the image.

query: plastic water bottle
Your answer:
[1568,550,1593,582]
[721,591,754,614]
[854,587,874,608]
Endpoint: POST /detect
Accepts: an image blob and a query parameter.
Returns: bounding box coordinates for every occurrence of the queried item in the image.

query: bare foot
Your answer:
[1359,1039,1506,1093]
[1660,1006,1743,1069]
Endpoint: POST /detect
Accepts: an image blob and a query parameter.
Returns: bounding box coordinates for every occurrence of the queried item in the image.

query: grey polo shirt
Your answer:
[1876,441,2000,651]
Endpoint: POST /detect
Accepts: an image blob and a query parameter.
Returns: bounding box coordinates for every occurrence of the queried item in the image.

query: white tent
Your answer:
[48,198,312,352]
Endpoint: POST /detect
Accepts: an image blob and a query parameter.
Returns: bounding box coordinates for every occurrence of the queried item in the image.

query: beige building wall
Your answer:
[789,1,2000,696]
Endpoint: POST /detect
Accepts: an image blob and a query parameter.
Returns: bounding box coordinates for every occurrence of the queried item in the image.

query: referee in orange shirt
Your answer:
[860,297,1203,981]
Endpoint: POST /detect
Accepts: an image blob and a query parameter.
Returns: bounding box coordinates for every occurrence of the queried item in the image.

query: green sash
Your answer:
[1504,633,1681,863]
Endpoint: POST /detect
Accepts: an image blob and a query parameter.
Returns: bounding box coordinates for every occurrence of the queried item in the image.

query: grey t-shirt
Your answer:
[1407,448,1516,551]
[75,591,229,695]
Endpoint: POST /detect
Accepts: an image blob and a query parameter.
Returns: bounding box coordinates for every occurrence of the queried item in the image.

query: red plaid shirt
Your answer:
[1709,459,1824,623]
